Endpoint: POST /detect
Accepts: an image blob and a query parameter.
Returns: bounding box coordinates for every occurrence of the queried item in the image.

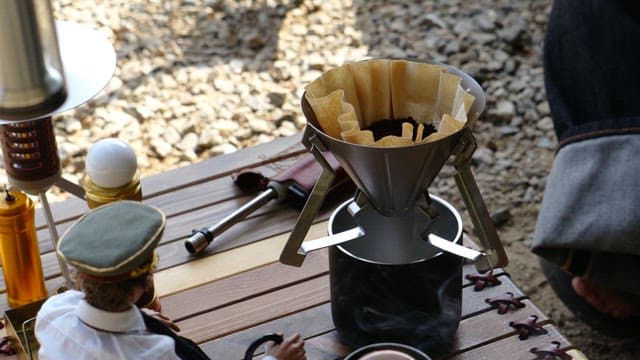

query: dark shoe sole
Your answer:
[539,257,640,338]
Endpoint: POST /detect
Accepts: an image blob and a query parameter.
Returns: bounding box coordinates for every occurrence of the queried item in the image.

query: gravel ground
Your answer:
[8,0,639,358]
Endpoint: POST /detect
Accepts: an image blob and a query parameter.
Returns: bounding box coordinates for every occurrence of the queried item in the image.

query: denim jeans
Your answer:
[531,0,640,295]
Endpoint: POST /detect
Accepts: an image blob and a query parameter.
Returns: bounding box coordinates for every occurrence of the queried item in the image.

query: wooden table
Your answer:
[1,133,588,359]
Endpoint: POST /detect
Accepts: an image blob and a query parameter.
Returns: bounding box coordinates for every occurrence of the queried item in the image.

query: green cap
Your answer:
[58,201,166,280]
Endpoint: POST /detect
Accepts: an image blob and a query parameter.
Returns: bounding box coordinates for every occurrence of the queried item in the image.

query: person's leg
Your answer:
[533,0,640,335]
[539,258,640,338]
[571,277,640,319]
[544,0,640,140]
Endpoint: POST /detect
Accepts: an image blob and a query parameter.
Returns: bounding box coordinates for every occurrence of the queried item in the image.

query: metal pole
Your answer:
[39,192,72,288]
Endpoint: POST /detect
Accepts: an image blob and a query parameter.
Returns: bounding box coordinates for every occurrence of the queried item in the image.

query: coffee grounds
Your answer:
[364,117,436,141]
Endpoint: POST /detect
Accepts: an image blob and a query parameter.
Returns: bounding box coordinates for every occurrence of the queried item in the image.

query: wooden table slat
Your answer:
[461,271,526,319]
[447,324,572,360]
[161,249,330,321]
[452,299,550,354]
[177,275,331,344]
[140,133,305,198]
[201,303,337,359]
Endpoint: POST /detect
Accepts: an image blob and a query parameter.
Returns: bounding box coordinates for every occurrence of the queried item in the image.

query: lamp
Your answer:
[83,138,143,209]
[86,138,139,189]
[0,2,117,288]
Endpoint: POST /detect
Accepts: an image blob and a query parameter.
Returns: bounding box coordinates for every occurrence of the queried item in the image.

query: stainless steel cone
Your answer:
[302,113,457,216]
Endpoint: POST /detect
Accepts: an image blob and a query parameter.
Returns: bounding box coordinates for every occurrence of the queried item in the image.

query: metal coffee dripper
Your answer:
[279,62,508,273]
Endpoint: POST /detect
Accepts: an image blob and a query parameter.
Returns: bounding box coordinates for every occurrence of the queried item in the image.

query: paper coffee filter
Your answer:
[390,60,440,123]
[304,59,475,147]
[305,64,363,123]
[350,59,392,129]
[305,89,345,139]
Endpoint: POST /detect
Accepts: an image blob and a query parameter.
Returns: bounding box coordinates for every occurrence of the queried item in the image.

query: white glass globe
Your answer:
[85,138,138,188]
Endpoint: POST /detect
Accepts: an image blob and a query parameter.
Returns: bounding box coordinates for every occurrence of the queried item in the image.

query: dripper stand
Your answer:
[280,125,507,273]
[279,61,508,273]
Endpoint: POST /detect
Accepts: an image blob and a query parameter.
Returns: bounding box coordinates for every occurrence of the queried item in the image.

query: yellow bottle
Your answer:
[0,189,47,307]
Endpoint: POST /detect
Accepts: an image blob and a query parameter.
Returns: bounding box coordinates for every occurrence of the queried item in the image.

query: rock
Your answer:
[472,147,495,166]
[537,116,555,131]
[473,13,496,32]
[214,78,235,93]
[162,126,182,145]
[497,125,519,137]
[249,119,271,133]
[57,142,82,164]
[210,143,237,156]
[536,101,551,116]
[177,132,199,152]
[491,208,512,227]
[524,109,539,123]
[267,92,287,108]
[62,117,83,134]
[423,14,447,29]
[498,13,529,49]
[488,100,516,123]
[150,139,173,158]
[537,137,556,149]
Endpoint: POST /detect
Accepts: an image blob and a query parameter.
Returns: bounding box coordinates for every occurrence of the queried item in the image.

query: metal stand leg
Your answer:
[55,176,86,199]
[452,128,508,272]
[39,192,72,289]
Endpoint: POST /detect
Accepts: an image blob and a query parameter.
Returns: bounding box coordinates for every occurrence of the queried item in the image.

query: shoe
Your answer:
[539,257,640,338]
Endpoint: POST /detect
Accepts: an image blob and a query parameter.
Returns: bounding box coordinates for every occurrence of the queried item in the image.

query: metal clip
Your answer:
[452,127,477,166]
[530,341,572,360]
[509,315,548,340]
[485,292,525,314]
[465,270,502,291]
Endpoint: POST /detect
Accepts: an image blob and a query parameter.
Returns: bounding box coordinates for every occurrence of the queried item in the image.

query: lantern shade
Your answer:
[0,0,67,120]
[0,19,116,123]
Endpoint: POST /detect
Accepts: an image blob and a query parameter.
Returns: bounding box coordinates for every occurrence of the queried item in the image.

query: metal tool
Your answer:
[185,152,348,254]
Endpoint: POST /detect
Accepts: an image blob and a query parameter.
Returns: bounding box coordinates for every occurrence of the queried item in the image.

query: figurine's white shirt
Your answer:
[35,290,179,360]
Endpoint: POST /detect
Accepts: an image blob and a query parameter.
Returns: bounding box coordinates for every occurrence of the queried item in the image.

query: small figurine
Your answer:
[34,201,306,360]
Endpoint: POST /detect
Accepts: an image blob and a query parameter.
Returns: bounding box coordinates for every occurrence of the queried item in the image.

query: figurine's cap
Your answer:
[58,201,165,281]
